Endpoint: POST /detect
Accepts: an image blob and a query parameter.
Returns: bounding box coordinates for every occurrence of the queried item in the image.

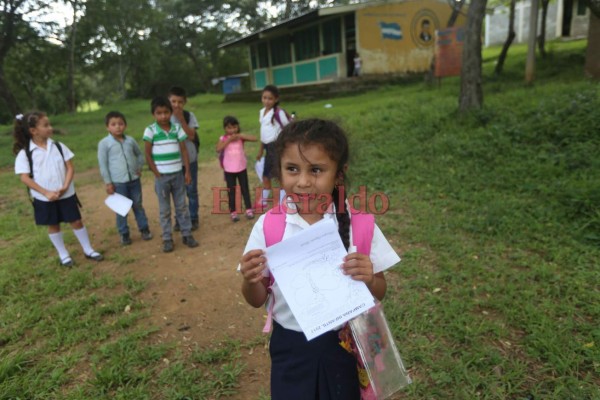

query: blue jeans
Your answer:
[114,179,149,235]
[155,172,191,240]
[185,161,199,221]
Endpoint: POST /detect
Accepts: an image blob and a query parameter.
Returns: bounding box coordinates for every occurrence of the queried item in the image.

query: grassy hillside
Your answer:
[1,39,598,398]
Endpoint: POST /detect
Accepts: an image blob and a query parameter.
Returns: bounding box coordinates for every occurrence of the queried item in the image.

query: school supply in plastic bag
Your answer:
[340,301,412,399]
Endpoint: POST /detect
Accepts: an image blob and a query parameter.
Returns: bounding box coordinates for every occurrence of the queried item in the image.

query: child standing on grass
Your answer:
[216,116,257,222]
[143,96,199,253]
[168,86,200,232]
[255,85,291,209]
[239,119,400,399]
[98,111,153,246]
[13,111,104,267]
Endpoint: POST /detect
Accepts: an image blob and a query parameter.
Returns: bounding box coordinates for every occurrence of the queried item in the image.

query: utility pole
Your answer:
[525,0,539,83]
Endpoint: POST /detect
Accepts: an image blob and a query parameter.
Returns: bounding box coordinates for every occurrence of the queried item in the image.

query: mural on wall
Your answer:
[411,9,440,48]
[379,22,404,40]
[358,1,461,74]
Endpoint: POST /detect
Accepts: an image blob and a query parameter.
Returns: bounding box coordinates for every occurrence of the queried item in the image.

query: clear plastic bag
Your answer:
[348,302,412,399]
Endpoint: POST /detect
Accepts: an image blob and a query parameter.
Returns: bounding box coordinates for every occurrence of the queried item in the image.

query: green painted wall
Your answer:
[273,66,294,86]
[295,62,318,83]
[318,57,338,80]
[254,70,267,89]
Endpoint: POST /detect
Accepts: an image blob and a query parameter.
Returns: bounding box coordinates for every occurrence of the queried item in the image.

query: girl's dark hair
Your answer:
[273,118,351,249]
[12,111,46,155]
[262,85,280,98]
[223,115,240,131]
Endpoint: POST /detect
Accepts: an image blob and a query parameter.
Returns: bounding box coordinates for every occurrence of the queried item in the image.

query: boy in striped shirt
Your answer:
[144,96,199,252]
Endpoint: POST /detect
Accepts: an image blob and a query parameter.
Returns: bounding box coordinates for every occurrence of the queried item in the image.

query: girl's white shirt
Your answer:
[239,201,401,332]
[14,138,76,201]
[259,107,289,144]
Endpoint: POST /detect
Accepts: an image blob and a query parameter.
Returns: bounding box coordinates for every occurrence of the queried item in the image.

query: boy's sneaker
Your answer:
[121,233,132,246]
[182,235,199,248]
[163,239,174,253]
[245,209,255,220]
[231,212,240,222]
[191,219,199,231]
[141,229,153,241]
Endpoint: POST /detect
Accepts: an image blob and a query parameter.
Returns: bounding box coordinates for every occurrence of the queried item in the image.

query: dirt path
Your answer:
[77,160,270,398]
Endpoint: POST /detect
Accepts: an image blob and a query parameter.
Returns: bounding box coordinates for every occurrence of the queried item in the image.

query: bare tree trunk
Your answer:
[0,65,20,115]
[584,11,600,78]
[67,1,78,113]
[525,0,540,83]
[495,0,516,75]
[459,0,488,113]
[538,0,550,58]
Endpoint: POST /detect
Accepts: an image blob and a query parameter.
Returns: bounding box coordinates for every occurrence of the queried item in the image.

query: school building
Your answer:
[219,0,467,90]
[485,0,591,47]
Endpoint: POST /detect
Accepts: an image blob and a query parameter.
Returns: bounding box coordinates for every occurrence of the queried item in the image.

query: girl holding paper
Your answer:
[239,119,401,399]
[13,111,103,267]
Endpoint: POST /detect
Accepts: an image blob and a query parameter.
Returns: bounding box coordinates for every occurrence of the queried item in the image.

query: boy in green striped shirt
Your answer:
[144,96,199,252]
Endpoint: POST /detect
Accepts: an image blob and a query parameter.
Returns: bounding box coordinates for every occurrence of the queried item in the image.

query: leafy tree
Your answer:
[0,0,55,116]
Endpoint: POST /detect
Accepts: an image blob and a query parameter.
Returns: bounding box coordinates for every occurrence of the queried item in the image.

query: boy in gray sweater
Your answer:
[98,111,152,245]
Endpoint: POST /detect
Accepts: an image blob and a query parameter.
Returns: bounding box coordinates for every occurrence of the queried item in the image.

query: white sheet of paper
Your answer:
[265,218,375,340]
[255,157,265,182]
[104,193,133,217]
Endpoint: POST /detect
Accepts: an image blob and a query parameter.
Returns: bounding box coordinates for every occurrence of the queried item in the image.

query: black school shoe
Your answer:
[85,251,104,261]
[60,256,74,268]
[182,235,199,248]
[121,233,132,246]
[191,219,199,231]
[141,229,153,241]
[163,239,174,253]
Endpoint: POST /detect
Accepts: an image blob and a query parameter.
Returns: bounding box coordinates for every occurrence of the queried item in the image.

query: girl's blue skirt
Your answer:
[270,321,360,400]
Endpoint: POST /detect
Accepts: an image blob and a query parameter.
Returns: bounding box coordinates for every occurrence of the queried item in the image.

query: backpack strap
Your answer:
[25,140,65,179]
[184,110,200,151]
[262,205,286,333]
[349,211,375,255]
[272,107,290,129]
[25,141,34,179]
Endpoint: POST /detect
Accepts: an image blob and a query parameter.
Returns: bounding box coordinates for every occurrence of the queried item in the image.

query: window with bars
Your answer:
[270,36,292,66]
[322,18,342,55]
[294,25,320,61]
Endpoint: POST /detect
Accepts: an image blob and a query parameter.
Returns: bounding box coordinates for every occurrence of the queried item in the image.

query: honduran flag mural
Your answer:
[379,22,403,40]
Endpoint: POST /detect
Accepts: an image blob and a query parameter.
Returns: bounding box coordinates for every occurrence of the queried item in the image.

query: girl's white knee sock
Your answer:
[73,227,94,255]
[49,232,69,260]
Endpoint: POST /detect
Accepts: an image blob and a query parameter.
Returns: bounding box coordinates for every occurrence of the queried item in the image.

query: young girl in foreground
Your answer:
[216,115,257,222]
[13,112,103,267]
[239,119,400,399]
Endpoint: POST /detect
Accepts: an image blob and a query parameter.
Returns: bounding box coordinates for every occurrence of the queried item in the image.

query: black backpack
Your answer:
[183,110,200,152]
[24,141,82,207]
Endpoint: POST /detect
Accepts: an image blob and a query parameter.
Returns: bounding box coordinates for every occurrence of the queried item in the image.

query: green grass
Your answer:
[1,39,599,398]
